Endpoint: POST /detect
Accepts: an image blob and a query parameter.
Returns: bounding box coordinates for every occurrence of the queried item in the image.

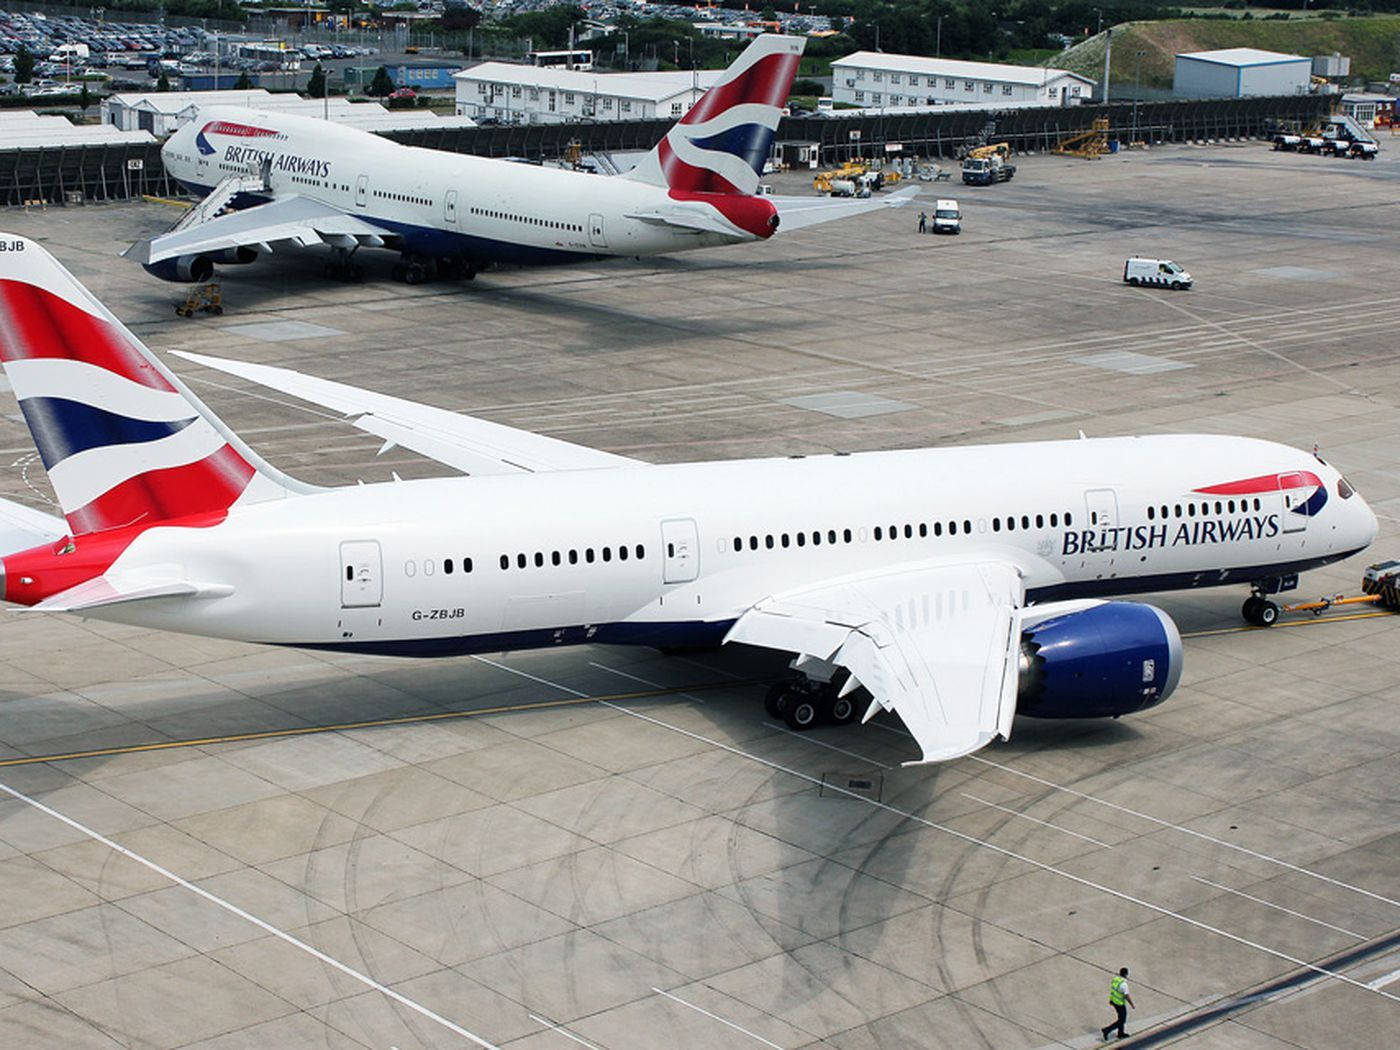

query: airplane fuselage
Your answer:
[4,435,1375,655]
[160,108,773,268]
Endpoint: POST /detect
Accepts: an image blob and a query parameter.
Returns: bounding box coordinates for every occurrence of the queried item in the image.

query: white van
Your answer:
[1124,257,1191,290]
[932,198,961,234]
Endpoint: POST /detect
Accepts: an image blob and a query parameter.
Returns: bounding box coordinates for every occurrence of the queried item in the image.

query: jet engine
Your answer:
[1017,601,1181,719]
[142,248,255,284]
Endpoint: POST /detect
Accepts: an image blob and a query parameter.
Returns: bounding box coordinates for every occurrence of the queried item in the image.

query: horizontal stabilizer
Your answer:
[0,498,66,557]
[27,572,232,613]
[773,185,919,232]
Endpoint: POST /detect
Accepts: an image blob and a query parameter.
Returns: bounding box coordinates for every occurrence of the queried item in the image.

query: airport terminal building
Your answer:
[830,52,1095,109]
[453,65,723,124]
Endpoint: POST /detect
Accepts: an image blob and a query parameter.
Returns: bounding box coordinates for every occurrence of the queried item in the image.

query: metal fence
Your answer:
[0,141,175,207]
[1,93,1336,207]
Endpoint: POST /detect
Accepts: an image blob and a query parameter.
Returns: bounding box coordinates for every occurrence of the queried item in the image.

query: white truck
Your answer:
[1124,257,1192,290]
[932,198,961,234]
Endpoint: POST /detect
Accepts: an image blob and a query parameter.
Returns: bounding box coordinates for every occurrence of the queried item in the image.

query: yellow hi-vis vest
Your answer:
[1110,976,1127,1005]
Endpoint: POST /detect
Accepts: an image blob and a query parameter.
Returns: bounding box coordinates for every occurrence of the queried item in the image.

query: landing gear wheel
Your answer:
[825,692,858,726]
[1242,596,1262,623]
[1256,600,1280,627]
[405,265,426,285]
[764,681,790,720]
[783,695,820,730]
[391,263,407,282]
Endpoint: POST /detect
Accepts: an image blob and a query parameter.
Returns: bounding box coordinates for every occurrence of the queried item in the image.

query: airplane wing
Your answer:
[771,185,920,233]
[173,352,640,475]
[122,195,393,266]
[725,558,1023,765]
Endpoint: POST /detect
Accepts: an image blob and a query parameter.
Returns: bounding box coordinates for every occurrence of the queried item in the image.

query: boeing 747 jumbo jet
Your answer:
[125,34,914,286]
[0,238,1378,763]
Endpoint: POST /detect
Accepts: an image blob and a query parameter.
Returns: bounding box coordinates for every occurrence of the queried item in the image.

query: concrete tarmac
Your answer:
[0,141,1396,1048]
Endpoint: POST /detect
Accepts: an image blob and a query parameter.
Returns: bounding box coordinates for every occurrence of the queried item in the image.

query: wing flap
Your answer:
[173,352,639,475]
[124,195,393,266]
[726,558,1024,765]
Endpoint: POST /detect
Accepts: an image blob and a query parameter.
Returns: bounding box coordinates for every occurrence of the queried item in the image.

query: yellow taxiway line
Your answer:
[141,194,192,209]
[0,680,740,769]
[1183,609,1394,639]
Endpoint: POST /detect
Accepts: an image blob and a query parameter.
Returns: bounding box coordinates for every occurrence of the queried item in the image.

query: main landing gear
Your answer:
[764,672,861,731]
[390,253,478,285]
[324,246,364,283]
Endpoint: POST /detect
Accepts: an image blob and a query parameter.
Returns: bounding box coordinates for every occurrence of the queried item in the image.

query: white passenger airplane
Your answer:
[125,34,914,285]
[0,237,1378,763]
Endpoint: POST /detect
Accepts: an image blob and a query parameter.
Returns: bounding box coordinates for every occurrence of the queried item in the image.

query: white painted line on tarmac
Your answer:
[1191,876,1366,940]
[868,721,1400,911]
[0,779,500,1049]
[1366,966,1400,991]
[527,1013,602,1049]
[587,661,706,703]
[651,987,784,1050]
[960,792,1115,849]
[762,721,895,770]
[473,656,1400,1004]
[598,707,1400,1005]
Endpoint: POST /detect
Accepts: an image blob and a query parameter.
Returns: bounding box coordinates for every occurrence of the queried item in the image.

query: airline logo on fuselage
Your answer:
[1062,471,1322,557]
[195,119,284,156]
[194,120,332,181]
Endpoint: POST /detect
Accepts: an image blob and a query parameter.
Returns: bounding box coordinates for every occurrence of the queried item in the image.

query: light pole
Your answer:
[1132,49,1144,145]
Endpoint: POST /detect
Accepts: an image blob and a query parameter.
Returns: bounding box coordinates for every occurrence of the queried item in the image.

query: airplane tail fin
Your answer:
[0,234,305,537]
[625,33,804,197]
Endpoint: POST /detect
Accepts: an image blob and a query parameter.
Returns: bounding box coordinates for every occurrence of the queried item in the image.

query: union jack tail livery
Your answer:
[0,235,299,538]
[627,33,805,197]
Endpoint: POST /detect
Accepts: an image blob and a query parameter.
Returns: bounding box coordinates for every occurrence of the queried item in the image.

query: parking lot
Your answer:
[0,140,1396,1047]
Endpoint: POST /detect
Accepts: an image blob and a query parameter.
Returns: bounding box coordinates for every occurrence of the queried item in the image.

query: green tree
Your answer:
[235,70,253,90]
[156,72,171,92]
[368,65,394,96]
[307,62,327,98]
[14,44,35,85]
[79,82,92,112]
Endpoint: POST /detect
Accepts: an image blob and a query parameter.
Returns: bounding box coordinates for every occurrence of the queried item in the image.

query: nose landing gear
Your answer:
[764,672,862,730]
[1242,595,1280,627]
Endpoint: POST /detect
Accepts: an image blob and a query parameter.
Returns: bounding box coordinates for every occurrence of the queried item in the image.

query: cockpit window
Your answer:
[1337,475,1355,499]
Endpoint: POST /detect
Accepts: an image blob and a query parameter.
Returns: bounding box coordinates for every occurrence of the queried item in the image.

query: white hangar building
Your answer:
[1173,48,1311,98]
[454,65,724,125]
[830,52,1095,108]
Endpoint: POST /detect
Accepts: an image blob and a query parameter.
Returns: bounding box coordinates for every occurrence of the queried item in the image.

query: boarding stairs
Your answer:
[1324,113,1376,145]
[588,151,623,176]
[172,166,269,233]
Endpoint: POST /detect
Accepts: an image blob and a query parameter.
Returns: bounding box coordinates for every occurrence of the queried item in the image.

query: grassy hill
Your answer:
[1056,16,1400,91]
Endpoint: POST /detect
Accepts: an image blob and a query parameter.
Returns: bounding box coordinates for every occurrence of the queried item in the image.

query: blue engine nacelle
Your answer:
[1017,602,1182,719]
[142,248,255,283]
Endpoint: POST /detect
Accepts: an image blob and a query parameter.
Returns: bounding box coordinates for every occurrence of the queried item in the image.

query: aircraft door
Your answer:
[1279,472,1309,533]
[1083,488,1120,565]
[445,189,457,225]
[1085,488,1119,531]
[660,519,699,584]
[355,174,368,208]
[589,213,608,248]
[340,540,382,607]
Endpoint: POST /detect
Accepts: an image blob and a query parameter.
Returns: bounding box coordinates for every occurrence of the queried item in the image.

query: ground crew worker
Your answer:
[917,211,927,233]
[1101,967,1135,1040]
